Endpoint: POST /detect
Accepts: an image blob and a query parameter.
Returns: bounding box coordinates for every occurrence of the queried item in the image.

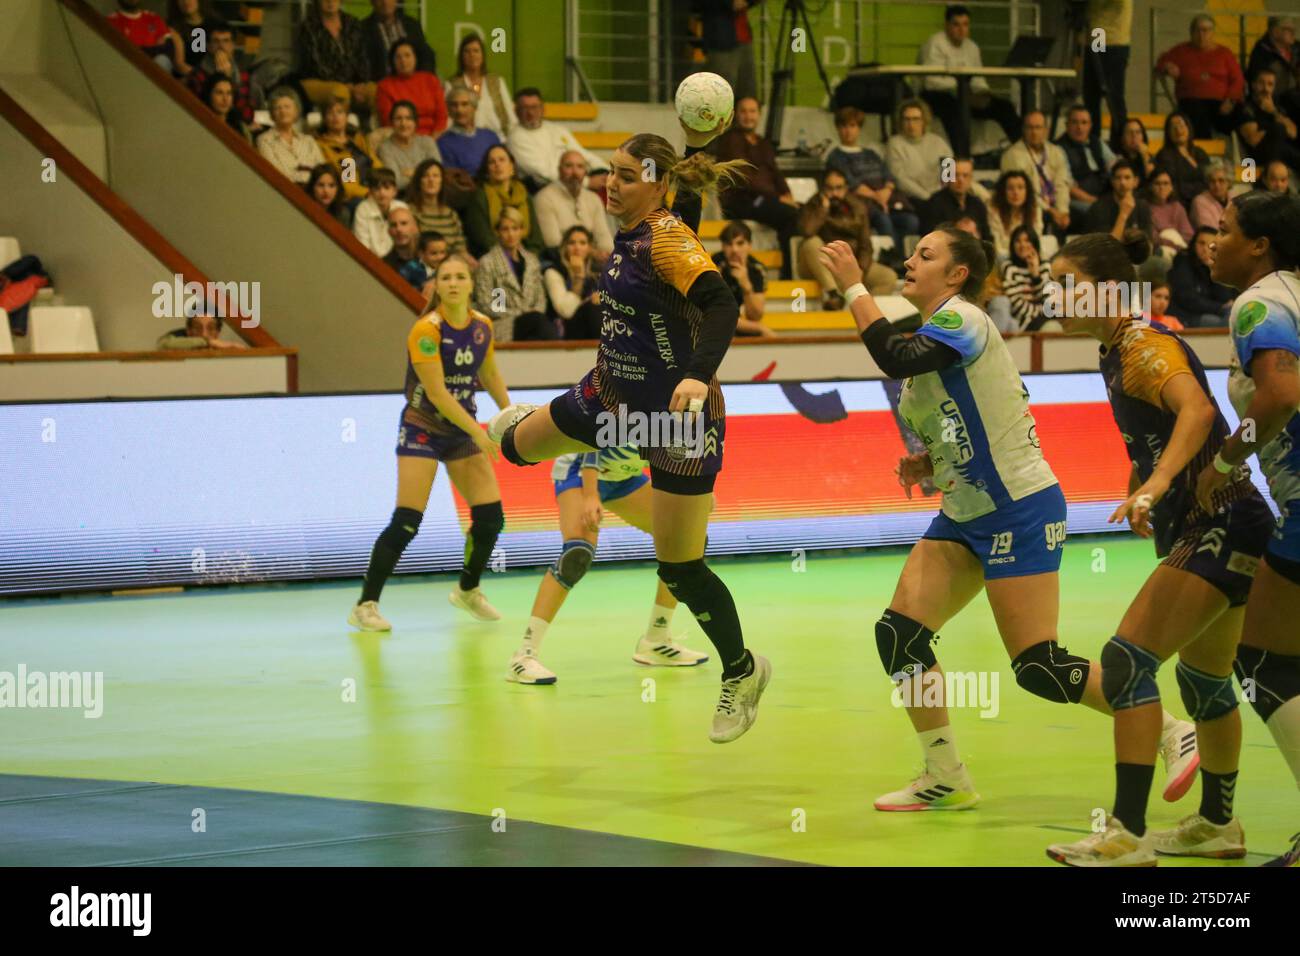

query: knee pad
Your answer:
[468,501,505,538]
[1235,644,1300,723]
[551,538,595,590]
[1176,660,1239,723]
[380,507,423,550]
[875,610,937,682]
[657,558,711,604]
[1101,636,1163,711]
[1011,641,1090,704]
[501,423,537,466]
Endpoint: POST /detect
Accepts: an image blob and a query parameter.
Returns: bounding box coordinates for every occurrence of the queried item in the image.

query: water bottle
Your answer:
[797,128,808,153]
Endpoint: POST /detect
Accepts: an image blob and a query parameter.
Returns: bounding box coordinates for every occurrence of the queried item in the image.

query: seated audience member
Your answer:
[885,99,953,205]
[306,163,352,228]
[1147,168,1195,256]
[797,175,896,308]
[352,167,408,256]
[1191,161,1233,230]
[447,33,513,138]
[711,96,800,279]
[710,222,777,338]
[1000,226,1053,332]
[399,231,449,298]
[473,207,555,341]
[921,156,991,238]
[534,151,615,262]
[826,107,919,240]
[110,0,187,74]
[918,5,1021,145]
[404,159,472,263]
[185,21,253,123]
[383,205,422,272]
[1000,111,1073,234]
[377,40,447,135]
[987,170,1044,262]
[1155,14,1246,139]
[1235,68,1300,172]
[464,144,543,258]
[1261,158,1297,195]
[360,0,436,82]
[1147,281,1184,331]
[1167,227,1236,327]
[439,86,501,177]
[168,0,222,72]
[1154,111,1210,207]
[952,214,1013,331]
[1248,16,1300,117]
[314,96,379,202]
[203,73,253,144]
[542,225,603,340]
[1116,117,1156,188]
[1084,159,1154,240]
[376,101,442,189]
[295,0,375,112]
[1057,105,1116,224]
[256,89,325,184]
[506,88,606,192]
[156,311,246,350]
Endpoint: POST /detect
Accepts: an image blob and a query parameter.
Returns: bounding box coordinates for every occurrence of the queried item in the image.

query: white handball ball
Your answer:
[675,72,734,132]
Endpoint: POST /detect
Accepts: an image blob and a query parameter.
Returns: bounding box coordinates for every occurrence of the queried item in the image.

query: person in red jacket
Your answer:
[1155,14,1246,139]
[108,0,187,76]
[377,40,447,136]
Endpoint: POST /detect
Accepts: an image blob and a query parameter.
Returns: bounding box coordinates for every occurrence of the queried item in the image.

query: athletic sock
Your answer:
[459,501,503,591]
[1266,696,1300,790]
[1112,762,1156,837]
[918,725,961,776]
[722,649,753,681]
[360,507,423,603]
[645,603,675,640]
[521,616,549,656]
[1198,769,1238,825]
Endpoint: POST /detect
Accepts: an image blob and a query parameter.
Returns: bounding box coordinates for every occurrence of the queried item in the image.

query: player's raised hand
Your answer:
[818,240,864,293]
[679,109,733,149]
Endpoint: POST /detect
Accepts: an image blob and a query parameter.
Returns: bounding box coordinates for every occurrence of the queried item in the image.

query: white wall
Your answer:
[0,354,290,401]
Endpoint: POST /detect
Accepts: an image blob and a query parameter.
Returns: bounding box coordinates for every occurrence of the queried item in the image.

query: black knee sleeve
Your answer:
[379,507,423,551]
[1235,644,1300,723]
[1176,660,1239,723]
[875,610,937,681]
[469,501,505,538]
[501,423,538,466]
[656,558,712,603]
[1012,640,1090,704]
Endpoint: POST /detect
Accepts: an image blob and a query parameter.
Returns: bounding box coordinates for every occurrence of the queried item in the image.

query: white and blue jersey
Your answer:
[552,445,650,502]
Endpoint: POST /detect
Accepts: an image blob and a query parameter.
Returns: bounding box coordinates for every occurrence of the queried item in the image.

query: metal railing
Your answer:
[1148,9,1280,112]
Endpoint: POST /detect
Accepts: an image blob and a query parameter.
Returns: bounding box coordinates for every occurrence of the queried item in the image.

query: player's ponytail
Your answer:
[1232,191,1300,271]
[1059,230,1149,285]
[620,133,751,199]
[934,225,992,300]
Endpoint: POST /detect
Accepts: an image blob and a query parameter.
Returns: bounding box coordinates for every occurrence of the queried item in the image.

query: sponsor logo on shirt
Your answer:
[418,335,438,355]
[1235,301,1268,337]
[930,310,963,330]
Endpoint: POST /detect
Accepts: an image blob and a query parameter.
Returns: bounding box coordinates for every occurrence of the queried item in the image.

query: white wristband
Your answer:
[844,283,868,307]
[1212,452,1235,475]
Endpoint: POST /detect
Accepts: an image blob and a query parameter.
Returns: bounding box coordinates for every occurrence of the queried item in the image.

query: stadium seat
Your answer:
[544,102,599,122]
[29,306,99,353]
[574,131,631,149]
[0,237,20,270]
[0,309,13,355]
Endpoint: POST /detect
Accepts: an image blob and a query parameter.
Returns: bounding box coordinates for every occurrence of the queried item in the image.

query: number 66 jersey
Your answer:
[403,309,494,435]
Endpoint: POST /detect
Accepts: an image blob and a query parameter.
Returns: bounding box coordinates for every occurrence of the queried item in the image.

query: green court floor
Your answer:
[2,539,1296,866]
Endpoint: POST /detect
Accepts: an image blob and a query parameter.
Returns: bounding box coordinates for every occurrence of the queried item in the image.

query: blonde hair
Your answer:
[894,97,932,131]
[495,206,525,229]
[619,133,751,200]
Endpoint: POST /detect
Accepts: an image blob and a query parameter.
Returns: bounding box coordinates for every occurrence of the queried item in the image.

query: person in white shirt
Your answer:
[917,5,1021,148]
[506,87,607,192]
[256,88,325,184]
[1000,110,1074,234]
[533,150,615,262]
[352,167,409,257]
[886,99,961,205]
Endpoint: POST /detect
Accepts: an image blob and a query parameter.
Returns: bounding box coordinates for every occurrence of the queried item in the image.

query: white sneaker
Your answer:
[448,586,501,621]
[873,764,980,812]
[487,403,539,444]
[1160,719,1200,802]
[1047,815,1157,867]
[347,600,391,632]
[708,653,771,743]
[506,650,557,685]
[1150,813,1247,859]
[633,635,709,667]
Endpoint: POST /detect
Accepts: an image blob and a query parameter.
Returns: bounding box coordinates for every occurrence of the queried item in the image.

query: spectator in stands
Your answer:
[186,21,254,125]
[796,172,896,308]
[950,213,1013,331]
[464,144,543,258]
[1153,111,1210,207]
[1001,111,1073,235]
[1261,158,1297,195]
[506,89,606,193]
[157,311,246,350]
[352,167,408,257]
[1115,116,1155,187]
[296,0,376,113]
[360,0,435,82]
[921,156,990,239]
[167,0,221,73]
[710,96,799,279]
[376,40,447,136]
[314,96,378,202]
[203,73,253,144]
[695,0,760,102]
[1147,281,1183,331]
[825,107,918,242]
[1166,226,1235,327]
[438,87,501,178]
[543,225,603,340]
[1191,161,1233,231]
[399,231,448,298]
[1084,0,1132,151]
[1234,68,1300,173]
[917,5,1021,146]
[474,207,555,342]
[1057,105,1115,225]
[383,205,421,272]
[886,99,958,206]
[1155,14,1246,139]
[257,89,325,184]
[306,164,352,228]
[447,34,513,138]
[1246,16,1300,118]
[376,101,441,190]
[1000,226,1052,332]
[1147,168,1194,257]
[109,0,188,76]
[404,159,472,263]
[1084,159,1153,241]
[710,221,777,337]
[534,151,615,263]
[988,169,1044,262]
